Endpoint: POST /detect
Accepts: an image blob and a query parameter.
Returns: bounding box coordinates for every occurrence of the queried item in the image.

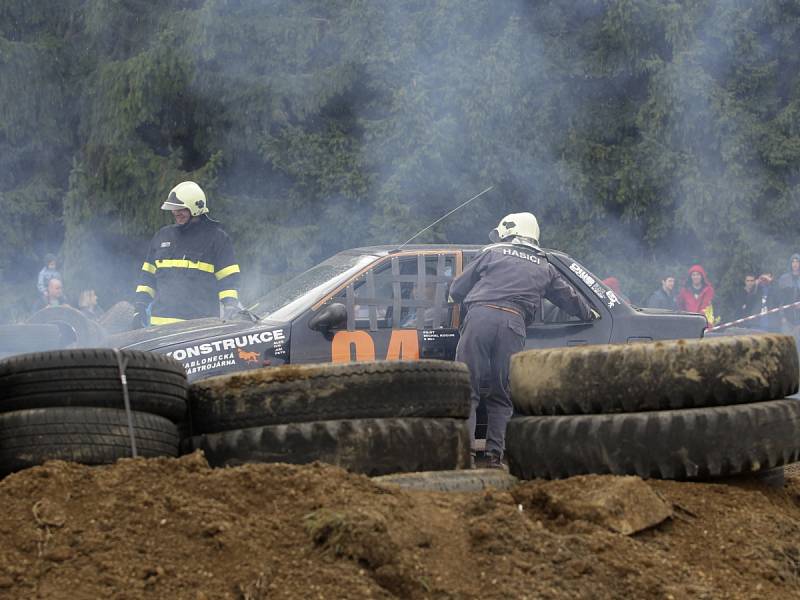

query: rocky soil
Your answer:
[1,453,799,599]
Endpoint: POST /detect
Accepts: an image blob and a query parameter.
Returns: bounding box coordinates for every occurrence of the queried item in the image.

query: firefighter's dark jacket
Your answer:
[135,216,241,324]
[449,242,592,325]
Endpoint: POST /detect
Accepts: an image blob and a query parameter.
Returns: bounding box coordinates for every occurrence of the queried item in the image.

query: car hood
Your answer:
[105,318,286,352]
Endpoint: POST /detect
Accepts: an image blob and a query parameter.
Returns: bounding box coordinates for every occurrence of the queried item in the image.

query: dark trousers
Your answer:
[455,305,526,457]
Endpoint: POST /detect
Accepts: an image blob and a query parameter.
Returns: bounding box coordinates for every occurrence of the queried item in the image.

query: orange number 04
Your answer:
[331,330,420,363]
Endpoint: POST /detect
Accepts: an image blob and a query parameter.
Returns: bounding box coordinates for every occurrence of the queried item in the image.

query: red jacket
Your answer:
[677,265,715,315]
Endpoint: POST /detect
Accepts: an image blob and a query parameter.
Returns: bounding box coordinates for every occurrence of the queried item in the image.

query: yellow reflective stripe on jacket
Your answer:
[215,264,240,280]
[219,289,239,300]
[155,259,215,273]
[150,315,186,325]
[135,285,155,298]
[142,262,157,274]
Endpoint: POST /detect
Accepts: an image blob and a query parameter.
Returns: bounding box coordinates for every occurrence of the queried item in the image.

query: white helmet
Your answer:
[161,181,209,217]
[489,212,540,244]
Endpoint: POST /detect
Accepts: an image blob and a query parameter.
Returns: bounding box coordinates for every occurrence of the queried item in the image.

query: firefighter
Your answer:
[449,212,597,469]
[133,181,242,327]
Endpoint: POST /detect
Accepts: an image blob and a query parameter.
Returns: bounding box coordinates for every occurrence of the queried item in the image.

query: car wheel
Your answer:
[26,306,104,347]
[188,360,471,434]
[0,407,179,476]
[505,399,800,480]
[0,349,188,422]
[511,334,798,415]
[185,417,470,476]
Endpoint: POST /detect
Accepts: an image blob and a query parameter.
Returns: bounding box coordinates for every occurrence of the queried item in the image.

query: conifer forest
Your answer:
[3,1,800,321]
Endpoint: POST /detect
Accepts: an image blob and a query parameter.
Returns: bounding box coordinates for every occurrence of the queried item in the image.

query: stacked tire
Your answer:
[506,334,800,481]
[185,360,472,476]
[0,349,187,475]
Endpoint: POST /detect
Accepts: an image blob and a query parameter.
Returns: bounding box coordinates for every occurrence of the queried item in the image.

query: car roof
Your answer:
[338,243,566,259]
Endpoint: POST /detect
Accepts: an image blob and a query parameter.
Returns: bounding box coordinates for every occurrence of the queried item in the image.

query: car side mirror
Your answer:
[308,302,347,332]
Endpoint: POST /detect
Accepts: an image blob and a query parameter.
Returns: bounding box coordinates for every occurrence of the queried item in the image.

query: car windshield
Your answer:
[249,253,376,320]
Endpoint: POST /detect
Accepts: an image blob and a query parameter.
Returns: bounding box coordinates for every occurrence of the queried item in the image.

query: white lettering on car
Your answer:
[166,329,287,364]
[606,290,620,309]
[569,262,607,300]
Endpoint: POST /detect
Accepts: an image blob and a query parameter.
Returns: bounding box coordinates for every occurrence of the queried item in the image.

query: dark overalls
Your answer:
[450,242,592,458]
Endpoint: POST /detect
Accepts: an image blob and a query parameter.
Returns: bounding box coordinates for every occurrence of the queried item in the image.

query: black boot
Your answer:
[485,451,508,471]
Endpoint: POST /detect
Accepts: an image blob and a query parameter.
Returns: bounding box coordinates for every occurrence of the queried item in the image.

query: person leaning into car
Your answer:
[133,181,242,328]
[449,212,596,470]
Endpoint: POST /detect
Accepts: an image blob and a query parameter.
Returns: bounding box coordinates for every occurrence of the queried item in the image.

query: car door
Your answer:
[524,257,612,348]
[291,252,460,364]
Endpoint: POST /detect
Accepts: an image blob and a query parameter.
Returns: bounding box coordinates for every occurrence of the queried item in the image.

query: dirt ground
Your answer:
[1,453,800,599]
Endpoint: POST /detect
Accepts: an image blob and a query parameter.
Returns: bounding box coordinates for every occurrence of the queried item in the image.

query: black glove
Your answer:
[132,303,149,329]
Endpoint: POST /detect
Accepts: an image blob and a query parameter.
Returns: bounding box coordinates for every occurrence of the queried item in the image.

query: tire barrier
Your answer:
[507,334,800,481]
[186,360,472,475]
[0,349,187,476]
[510,334,798,415]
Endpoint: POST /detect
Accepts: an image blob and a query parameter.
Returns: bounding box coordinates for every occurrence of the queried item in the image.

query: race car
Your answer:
[94,244,708,381]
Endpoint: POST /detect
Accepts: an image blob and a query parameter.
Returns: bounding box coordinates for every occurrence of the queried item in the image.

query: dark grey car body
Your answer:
[107,244,707,381]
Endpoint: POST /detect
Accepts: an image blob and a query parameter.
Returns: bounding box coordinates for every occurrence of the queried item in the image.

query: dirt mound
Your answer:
[1,453,800,598]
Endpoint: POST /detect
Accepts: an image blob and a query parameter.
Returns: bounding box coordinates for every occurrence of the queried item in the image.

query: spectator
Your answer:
[645,272,677,310]
[732,273,760,324]
[32,278,69,312]
[677,264,716,325]
[755,272,780,332]
[78,289,104,321]
[37,253,61,298]
[778,253,800,336]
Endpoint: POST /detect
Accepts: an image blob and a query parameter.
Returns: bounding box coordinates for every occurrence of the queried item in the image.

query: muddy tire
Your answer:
[372,469,518,492]
[0,407,179,475]
[188,360,471,434]
[0,324,64,353]
[505,399,800,480]
[511,334,799,415]
[185,417,470,476]
[0,349,187,422]
[27,306,104,347]
[98,301,136,335]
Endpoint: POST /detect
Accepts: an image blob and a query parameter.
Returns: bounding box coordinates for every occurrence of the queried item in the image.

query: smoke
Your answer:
[3,0,800,332]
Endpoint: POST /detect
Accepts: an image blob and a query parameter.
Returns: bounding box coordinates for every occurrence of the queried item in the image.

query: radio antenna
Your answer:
[396,185,494,250]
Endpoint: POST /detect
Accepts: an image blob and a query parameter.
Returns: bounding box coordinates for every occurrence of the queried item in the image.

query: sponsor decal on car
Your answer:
[569,262,607,300]
[166,329,288,375]
[606,290,620,309]
[166,329,286,361]
[183,353,237,375]
[238,348,260,363]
